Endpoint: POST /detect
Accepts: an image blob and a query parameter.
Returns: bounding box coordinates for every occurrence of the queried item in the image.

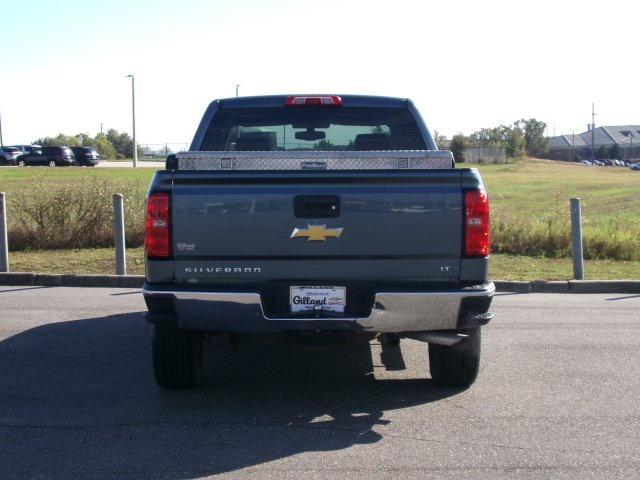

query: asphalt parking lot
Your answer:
[0,286,639,479]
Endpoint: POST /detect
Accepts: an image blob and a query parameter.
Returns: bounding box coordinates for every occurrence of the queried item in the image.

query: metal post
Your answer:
[113,193,127,275]
[591,103,596,161]
[0,111,4,147]
[570,198,584,280]
[126,74,137,168]
[236,84,240,97]
[0,192,8,272]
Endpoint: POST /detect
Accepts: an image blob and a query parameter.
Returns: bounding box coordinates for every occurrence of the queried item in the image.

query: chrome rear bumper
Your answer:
[142,282,495,334]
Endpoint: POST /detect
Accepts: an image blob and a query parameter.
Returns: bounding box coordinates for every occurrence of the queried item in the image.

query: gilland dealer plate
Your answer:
[290,286,346,313]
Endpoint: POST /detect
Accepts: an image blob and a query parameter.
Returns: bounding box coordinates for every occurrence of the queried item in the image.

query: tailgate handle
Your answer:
[294,195,340,218]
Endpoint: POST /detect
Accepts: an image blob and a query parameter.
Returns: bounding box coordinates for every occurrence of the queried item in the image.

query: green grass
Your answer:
[0,166,155,196]
[475,159,640,260]
[476,159,639,226]
[7,248,640,280]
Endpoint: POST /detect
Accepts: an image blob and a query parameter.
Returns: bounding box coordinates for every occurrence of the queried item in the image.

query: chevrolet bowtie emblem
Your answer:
[290,225,344,242]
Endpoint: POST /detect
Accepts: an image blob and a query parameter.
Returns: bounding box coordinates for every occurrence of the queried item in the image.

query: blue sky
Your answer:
[2,0,639,145]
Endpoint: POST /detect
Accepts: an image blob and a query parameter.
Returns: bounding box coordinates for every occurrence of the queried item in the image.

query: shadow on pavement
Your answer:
[0,312,458,478]
[605,294,640,301]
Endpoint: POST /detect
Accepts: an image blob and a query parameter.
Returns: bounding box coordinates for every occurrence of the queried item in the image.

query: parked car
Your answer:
[11,144,42,155]
[1,146,22,165]
[71,147,100,166]
[16,146,76,167]
[631,163,640,171]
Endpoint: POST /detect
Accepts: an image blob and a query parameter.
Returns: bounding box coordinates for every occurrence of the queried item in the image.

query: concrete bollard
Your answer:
[0,192,8,273]
[113,193,127,275]
[570,198,584,280]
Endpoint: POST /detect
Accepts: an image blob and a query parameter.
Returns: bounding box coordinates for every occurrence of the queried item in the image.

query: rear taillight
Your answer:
[463,189,490,257]
[145,193,171,258]
[284,95,342,106]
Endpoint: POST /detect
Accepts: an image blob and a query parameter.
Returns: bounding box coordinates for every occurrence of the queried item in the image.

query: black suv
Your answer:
[71,147,100,166]
[17,146,76,167]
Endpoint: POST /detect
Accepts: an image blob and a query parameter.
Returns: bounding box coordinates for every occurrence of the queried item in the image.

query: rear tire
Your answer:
[429,327,481,388]
[152,324,203,389]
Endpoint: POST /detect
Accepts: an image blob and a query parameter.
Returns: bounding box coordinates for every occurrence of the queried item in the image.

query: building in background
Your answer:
[547,125,640,162]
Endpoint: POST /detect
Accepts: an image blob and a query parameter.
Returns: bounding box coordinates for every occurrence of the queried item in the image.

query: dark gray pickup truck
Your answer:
[143,95,494,390]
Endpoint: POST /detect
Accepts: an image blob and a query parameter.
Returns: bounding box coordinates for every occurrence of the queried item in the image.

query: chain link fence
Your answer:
[138,143,190,160]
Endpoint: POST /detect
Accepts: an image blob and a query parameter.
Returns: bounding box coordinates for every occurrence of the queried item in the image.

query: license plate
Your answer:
[290,286,346,313]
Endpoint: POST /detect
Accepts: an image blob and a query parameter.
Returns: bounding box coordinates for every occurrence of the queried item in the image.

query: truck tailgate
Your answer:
[171,170,463,282]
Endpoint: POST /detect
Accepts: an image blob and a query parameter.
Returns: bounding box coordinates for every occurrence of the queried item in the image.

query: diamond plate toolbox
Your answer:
[175,150,455,171]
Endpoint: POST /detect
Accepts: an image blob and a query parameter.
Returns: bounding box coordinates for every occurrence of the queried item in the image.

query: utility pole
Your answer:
[236,84,240,97]
[591,102,596,161]
[126,74,137,168]
[0,111,3,147]
[572,129,575,162]
[100,122,104,135]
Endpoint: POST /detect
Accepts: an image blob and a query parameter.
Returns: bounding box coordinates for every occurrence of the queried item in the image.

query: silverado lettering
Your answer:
[184,267,262,274]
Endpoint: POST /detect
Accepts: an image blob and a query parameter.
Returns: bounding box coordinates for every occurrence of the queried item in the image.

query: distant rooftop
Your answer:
[550,125,640,148]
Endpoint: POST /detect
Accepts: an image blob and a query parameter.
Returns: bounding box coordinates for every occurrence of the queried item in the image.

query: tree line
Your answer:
[437,118,548,162]
[33,130,138,159]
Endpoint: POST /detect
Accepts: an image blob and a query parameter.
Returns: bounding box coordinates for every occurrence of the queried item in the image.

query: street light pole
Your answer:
[591,102,596,161]
[126,74,137,168]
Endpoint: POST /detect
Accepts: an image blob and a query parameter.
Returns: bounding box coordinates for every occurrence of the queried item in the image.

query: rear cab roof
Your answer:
[190,94,434,150]
[216,94,409,109]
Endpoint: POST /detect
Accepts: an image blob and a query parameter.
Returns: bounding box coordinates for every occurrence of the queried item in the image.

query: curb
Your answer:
[0,273,639,293]
[0,273,144,288]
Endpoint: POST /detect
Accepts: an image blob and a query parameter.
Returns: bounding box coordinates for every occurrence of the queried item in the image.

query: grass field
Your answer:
[0,165,154,194]
[7,248,639,280]
[476,159,640,260]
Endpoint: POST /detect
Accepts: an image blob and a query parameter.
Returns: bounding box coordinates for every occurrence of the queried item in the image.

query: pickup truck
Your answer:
[143,95,494,390]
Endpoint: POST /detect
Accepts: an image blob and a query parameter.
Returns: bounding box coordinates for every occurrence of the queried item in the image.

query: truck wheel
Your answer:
[428,327,480,388]
[152,324,203,389]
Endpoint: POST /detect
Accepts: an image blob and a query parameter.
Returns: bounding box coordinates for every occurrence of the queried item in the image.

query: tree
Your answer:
[94,133,117,159]
[313,139,341,151]
[504,125,526,159]
[433,131,449,149]
[596,145,609,159]
[449,134,471,163]
[609,143,622,160]
[471,127,504,148]
[471,124,526,159]
[516,118,548,157]
[106,129,134,159]
[34,133,82,147]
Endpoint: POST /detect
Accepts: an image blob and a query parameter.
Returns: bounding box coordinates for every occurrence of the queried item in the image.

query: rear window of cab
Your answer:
[202,107,427,151]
